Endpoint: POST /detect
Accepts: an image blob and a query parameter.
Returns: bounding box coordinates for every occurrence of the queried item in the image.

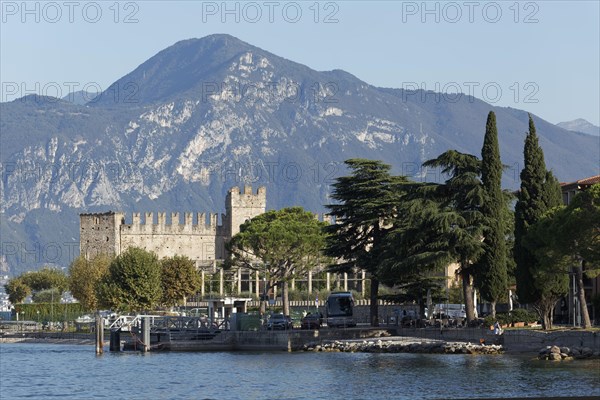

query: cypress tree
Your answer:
[476,111,508,317]
[514,114,562,304]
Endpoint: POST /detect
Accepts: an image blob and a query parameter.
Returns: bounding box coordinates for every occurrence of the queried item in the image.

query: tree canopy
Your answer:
[4,278,31,305]
[226,206,327,315]
[4,267,69,305]
[522,207,570,329]
[69,254,112,310]
[324,159,407,326]
[97,247,163,312]
[514,114,563,304]
[21,267,69,294]
[378,183,454,317]
[421,150,485,322]
[161,255,201,307]
[544,184,600,327]
[475,111,508,317]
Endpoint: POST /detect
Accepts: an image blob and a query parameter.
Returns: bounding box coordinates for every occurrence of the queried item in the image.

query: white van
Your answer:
[433,304,466,319]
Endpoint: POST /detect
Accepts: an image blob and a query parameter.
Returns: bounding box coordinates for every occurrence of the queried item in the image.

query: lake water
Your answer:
[1,343,599,399]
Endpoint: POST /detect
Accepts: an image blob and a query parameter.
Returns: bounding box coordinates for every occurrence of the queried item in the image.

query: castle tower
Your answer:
[79,211,125,259]
[225,185,267,238]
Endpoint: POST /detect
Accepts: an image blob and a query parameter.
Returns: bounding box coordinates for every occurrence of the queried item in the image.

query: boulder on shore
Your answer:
[301,339,504,355]
[538,345,599,361]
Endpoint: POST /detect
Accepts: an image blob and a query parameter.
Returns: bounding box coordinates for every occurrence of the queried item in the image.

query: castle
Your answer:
[80,185,366,297]
[80,186,267,266]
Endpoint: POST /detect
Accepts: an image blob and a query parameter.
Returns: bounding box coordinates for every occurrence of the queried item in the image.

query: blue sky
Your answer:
[1,1,599,125]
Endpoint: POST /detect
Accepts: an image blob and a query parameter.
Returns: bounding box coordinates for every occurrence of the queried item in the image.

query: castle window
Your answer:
[106,237,109,242]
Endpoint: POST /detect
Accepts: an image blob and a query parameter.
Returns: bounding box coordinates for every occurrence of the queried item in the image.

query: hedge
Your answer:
[14,303,87,322]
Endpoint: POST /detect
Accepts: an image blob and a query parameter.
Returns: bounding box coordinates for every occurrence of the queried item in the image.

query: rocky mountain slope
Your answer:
[1,34,599,274]
[557,118,600,136]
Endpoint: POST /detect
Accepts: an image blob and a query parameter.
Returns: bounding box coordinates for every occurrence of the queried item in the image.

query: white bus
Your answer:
[433,304,466,319]
[326,292,356,328]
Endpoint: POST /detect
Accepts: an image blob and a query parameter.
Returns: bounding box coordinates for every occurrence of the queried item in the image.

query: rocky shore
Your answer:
[302,338,504,355]
[538,345,599,361]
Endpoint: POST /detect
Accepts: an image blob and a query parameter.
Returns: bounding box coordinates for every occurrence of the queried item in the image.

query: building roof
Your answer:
[560,175,600,190]
[577,175,600,185]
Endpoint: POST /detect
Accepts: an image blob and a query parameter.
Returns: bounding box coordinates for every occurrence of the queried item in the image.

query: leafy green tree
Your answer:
[324,159,405,326]
[161,255,201,307]
[21,267,69,294]
[69,254,112,310]
[514,114,563,306]
[32,288,62,303]
[227,207,327,316]
[475,111,508,317]
[97,247,163,312]
[4,277,31,305]
[523,207,570,329]
[422,150,485,323]
[550,184,600,328]
[379,183,454,319]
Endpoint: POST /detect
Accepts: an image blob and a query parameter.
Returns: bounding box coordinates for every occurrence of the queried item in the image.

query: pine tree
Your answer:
[476,111,508,317]
[324,159,405,327]
[514,114,563,305]
[227,207,327,316]
[421,150,485,323]
[378,181,453,319]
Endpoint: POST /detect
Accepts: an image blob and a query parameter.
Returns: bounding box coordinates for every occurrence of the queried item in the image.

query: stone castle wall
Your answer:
[79,186,267,267]
[120,212,227,264]
[225,186,267,237]
[80,212,124,259]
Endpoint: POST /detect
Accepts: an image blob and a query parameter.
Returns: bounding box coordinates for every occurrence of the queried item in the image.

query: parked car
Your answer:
[267,314,293,330]
[300,313,322,329]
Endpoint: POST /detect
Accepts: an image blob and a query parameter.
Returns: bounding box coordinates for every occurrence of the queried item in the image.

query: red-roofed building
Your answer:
[561,175,600,205]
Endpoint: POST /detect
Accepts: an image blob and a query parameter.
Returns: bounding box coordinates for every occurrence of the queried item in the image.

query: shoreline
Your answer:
[2,330,599,360]
[0,336,95,345]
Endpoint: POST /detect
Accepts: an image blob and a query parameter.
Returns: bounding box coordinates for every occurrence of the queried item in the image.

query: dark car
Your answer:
[300,313,322,330]
[267,314,293,330]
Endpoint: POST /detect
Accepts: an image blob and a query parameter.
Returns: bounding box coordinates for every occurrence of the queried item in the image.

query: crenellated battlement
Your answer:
[225,185,267,237]
[122,212,226,227]
[80,186,267,264]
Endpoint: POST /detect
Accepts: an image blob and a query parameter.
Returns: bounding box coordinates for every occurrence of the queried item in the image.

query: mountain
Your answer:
[557,118,600,136]
[62,90,100,105]
[2,34,599,275]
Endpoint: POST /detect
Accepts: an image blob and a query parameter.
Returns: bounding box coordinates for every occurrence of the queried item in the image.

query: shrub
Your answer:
[484,313,511,327]
[15,303,86,322]
[509,308,538,324]
[484,309,539,327]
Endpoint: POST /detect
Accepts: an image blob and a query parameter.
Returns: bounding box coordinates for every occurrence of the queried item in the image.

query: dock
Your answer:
[110,315,393,353]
